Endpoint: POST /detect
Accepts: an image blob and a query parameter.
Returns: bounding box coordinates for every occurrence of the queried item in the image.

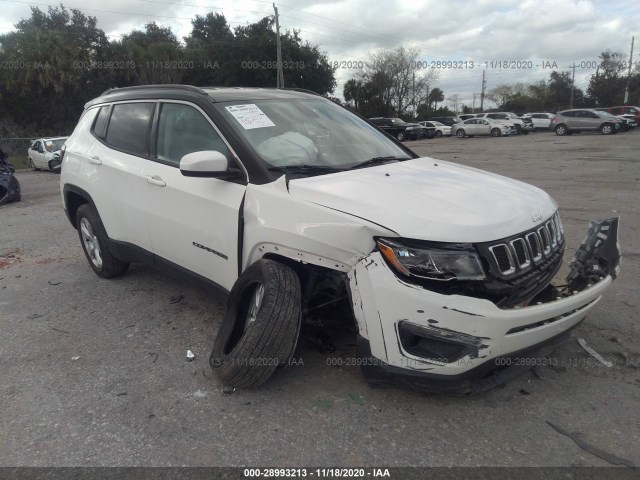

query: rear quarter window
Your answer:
[92,106,110,139]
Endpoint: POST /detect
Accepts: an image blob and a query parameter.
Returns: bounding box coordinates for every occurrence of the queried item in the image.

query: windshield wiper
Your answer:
[349,156,410,170]
[268,164,346,174]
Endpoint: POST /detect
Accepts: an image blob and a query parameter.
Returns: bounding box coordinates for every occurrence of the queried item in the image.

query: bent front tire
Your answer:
[210,259,302,389]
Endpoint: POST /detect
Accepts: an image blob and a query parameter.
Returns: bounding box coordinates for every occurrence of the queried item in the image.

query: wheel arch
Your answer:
[63,184,95,229]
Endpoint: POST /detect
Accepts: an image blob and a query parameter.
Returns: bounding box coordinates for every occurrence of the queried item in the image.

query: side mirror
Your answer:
[179,151,240,179]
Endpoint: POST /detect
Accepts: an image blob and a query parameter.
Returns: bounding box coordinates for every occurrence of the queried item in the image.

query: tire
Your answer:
[29,158,39,171]
[396,131,405,142]
[555,124,568,136]
[76,204,129,278]
[515,124,522,135]
[435,130,443,138]
[456,129,465,138]
[210,259,302,389]
[490,128,501,137]
[601,123,613,135]
[48,160,60,173]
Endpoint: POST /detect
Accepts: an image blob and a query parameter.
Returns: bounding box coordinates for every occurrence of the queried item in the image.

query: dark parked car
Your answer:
[426,116,463,127]
[369,117,421,141]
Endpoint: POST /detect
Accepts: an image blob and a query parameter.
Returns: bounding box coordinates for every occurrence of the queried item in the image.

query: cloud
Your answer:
[1,0,638,103]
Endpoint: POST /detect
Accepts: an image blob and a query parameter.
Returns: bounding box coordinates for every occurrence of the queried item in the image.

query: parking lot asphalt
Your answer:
[1,130,639,467]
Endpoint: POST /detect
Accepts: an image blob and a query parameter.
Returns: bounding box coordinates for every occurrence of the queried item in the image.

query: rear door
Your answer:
[85,102,154,252]
[141,101,247,291]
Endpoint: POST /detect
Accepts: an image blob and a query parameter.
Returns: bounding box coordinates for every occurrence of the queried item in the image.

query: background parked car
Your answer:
[474,113,517,135]
[451,118,511,138]
[607,105,640,124]
[27,137,68,172]
[522,113,555,130]
[618,114,638,129]
[418,122,437,139]
[419,120,451,137]
[458,114,476,121]
[551,109,621,135]
[426,115,463,127]
[368,117,421,141]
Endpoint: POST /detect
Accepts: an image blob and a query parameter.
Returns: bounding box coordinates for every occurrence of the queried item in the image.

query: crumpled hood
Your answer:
[287,158,557,243]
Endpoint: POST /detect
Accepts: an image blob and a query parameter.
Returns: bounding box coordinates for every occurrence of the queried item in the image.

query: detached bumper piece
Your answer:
[566,217,620,292]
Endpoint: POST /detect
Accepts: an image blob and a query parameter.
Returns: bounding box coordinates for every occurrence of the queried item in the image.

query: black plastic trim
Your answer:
[357,318,583,395]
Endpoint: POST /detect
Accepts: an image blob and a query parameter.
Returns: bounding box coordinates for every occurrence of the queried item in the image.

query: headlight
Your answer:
[376,238,486,281]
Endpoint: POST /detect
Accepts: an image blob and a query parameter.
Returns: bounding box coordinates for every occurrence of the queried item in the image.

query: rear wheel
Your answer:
[76,204,129,278]
[456,129,466,138]
[490,128,501,137]
[435,130,443,138]
[396,131,406,142]
[29,158,39,171]
[210,259,302,389]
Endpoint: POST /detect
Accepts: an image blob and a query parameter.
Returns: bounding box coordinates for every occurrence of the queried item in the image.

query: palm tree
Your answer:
[428,88,444,110]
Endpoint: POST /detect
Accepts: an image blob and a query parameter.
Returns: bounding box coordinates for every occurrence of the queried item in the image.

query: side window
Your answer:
[156,103,228,167]
[31,141,38,150]
[92,106,110,139]
[105,102,154,156]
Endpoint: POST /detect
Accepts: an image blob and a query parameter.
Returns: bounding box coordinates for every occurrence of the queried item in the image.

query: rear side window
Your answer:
[156,103,228,166]
[105,103,154,156]
[92,106,110,139]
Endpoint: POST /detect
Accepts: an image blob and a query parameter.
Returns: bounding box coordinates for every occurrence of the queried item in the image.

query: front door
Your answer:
[141,101,246,292]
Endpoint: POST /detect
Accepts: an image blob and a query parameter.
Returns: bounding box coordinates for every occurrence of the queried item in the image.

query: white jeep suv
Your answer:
[60,85,620,393]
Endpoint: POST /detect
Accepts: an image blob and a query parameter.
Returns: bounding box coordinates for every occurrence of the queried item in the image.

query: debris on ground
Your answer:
[222,386,236,395]
[71,356,80,361]
[48,280,61,286]
[518,389,531,395]
[546,421,635,467]
[169,295,184,304]
[27,313,44,319]
[186,350,195,361]
[577,338,613,367]
[347,393,365,405]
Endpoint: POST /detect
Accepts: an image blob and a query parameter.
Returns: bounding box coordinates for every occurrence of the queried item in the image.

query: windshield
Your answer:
[431,121,444,126]
[44,138,66,152]
[390,118,406,124]
[596,111,614,118]
[216,98,410,171]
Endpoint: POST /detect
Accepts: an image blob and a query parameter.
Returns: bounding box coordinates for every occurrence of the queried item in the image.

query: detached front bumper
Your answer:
[348,219,620,394]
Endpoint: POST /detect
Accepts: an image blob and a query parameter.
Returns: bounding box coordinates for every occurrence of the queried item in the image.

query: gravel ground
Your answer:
[0,129,639,467]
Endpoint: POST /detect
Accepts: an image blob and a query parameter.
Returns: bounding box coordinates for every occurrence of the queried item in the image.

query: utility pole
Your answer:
[624,36,635,104]
[480,69,486,111]
[273,3,284,88]
[570,63,575,108]
[472,93,476,113]
[412,72,416,118]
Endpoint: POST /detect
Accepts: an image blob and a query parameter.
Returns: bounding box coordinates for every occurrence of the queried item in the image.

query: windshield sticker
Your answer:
[225,104,276,130]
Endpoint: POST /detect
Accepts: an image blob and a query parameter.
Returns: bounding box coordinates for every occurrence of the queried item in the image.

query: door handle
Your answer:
[145,175,166,187]
[88,155,102,165]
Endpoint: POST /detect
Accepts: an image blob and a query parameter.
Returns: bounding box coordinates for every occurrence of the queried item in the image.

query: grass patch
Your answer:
[7,155,30,170]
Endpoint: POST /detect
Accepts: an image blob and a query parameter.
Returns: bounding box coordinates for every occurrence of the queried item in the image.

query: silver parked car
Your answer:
[451,118,511,138]
[551,109,622,135]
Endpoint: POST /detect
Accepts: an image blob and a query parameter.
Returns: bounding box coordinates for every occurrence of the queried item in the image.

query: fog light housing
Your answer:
[397,321,484,364]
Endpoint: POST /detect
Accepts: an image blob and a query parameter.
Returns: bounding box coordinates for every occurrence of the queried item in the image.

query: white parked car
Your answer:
[60,85,620,394]
[523,113,555,130]
[419,121,451,137]
[474,113,517,135]
[451,118,512,138]
[28,137,68,172]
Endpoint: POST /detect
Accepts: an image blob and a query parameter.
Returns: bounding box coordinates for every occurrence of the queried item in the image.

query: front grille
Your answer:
[480,213,565,278]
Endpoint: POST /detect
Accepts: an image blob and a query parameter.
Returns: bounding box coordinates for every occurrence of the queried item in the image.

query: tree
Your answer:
[447,94,461,114]
[588,50,627,106]
[486,84,514,109]
[428,88,444,110]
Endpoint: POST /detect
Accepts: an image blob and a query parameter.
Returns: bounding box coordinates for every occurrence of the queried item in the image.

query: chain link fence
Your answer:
[0,138,35,170]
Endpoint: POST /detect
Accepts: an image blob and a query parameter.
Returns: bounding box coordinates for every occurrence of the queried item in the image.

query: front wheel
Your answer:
[491,128,501,137]
[601,123,613,135]
[456,129,466,138]
[555,125,568,136]
[435,130,443,138]
[76,204,129,278]
[210,259,302,389]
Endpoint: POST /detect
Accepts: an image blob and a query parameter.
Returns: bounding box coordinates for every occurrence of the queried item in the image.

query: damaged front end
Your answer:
[349,217,621,394]
[0,163,21,206]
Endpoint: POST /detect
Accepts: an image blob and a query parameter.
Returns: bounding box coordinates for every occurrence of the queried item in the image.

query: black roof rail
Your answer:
[100,84,208,96]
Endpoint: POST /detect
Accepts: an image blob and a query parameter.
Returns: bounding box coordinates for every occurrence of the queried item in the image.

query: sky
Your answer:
[1,0,639,108]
